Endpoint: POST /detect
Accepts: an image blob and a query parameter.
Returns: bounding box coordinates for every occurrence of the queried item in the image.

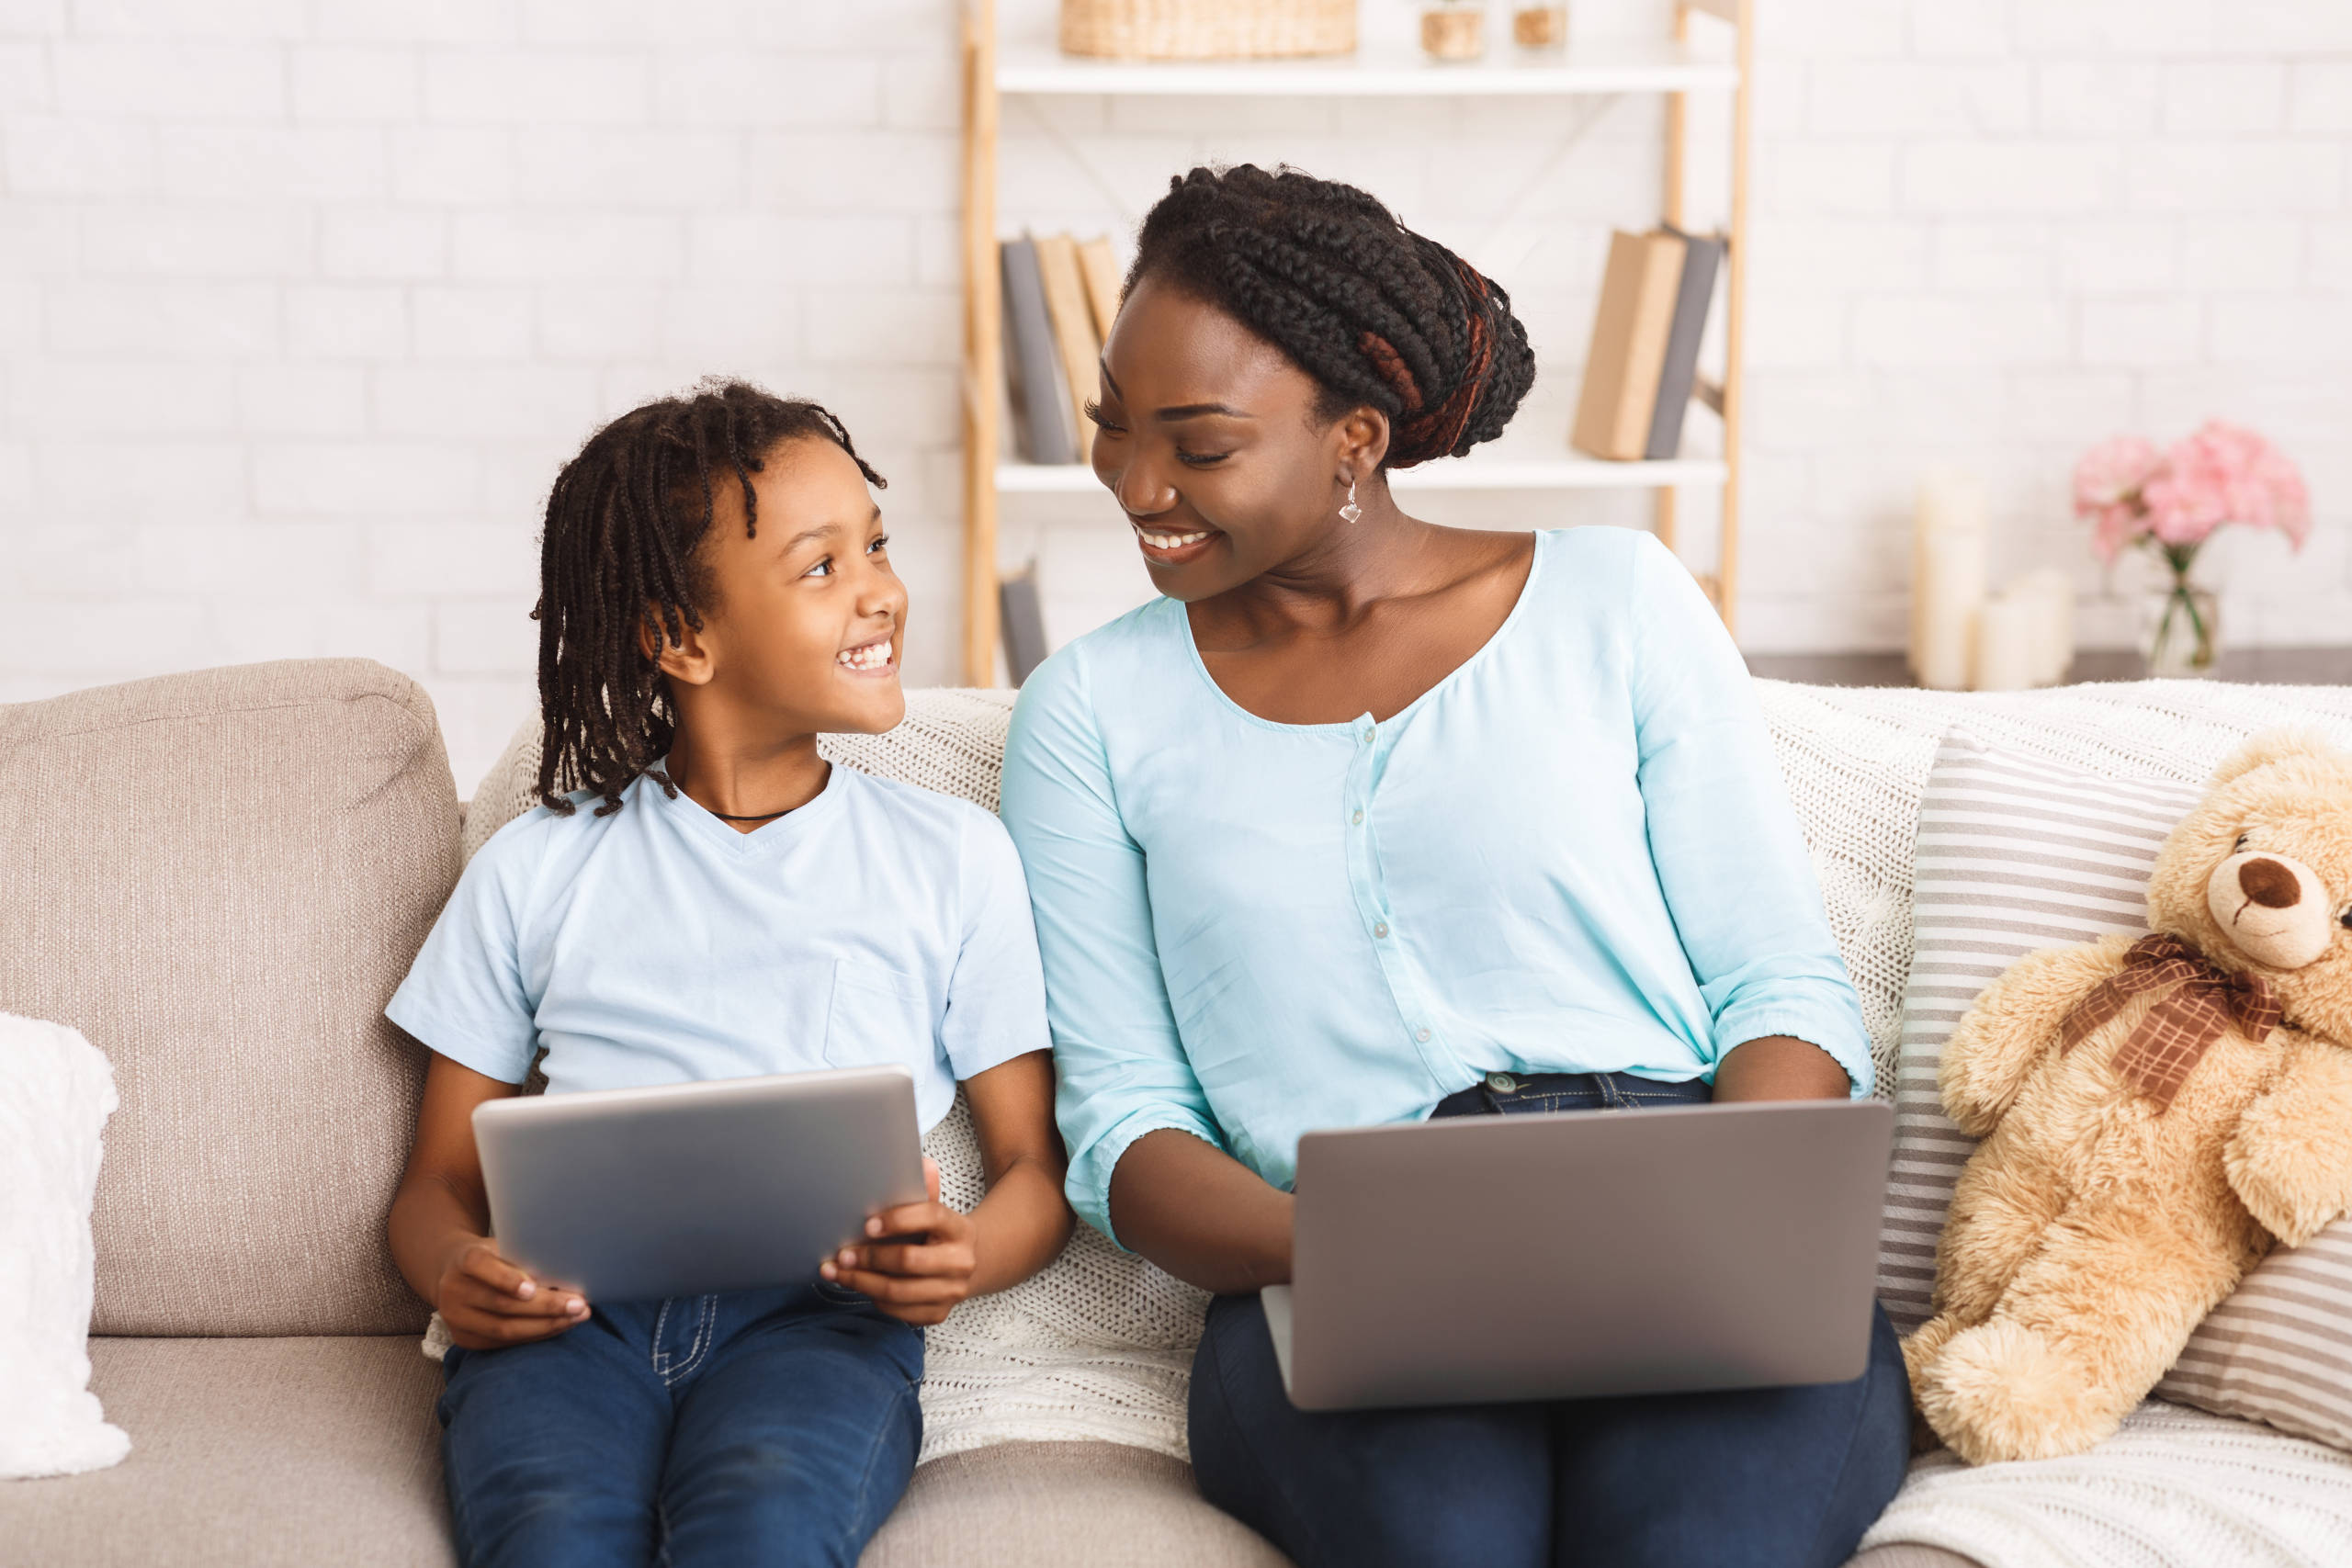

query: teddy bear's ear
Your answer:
[2209,727,2352,788]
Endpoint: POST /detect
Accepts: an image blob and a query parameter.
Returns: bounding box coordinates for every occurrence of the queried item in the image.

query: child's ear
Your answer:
[639,604,716,687]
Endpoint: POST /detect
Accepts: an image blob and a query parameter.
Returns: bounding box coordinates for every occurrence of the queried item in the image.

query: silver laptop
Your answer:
[1260,1098,1893,1411]
[473,1066,928,1303]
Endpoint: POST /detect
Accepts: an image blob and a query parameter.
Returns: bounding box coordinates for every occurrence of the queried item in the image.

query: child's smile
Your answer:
[837,634,896,676]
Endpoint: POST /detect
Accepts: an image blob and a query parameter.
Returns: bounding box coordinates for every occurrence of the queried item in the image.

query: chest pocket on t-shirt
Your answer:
[823,959,934,1069]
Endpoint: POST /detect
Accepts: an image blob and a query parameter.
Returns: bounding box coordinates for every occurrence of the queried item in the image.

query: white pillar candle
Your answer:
[2012,566,2075,686]
[1973,592,2040,692]
[1909,469,1987,692]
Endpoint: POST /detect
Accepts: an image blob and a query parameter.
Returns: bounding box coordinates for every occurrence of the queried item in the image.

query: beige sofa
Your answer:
[21,655,2313,1568]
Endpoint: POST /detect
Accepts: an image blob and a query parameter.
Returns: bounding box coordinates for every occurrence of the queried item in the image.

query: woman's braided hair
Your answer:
[1126,164,1536,469]
[532,378,885,818]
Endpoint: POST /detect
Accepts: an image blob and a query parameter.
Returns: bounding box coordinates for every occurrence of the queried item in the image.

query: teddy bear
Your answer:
[1904,729,2352,1466]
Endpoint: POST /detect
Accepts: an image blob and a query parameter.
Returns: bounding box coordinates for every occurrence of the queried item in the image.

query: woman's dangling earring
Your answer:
[1338,476,1362,525]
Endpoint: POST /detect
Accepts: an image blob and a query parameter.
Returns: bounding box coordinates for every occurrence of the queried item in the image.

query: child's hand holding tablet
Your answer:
[822,1156,978,1326]
[432,1237,588,1350]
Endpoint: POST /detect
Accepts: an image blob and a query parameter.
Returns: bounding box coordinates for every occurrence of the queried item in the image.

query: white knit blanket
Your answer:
[458,678,2352,1565]
[1860,1400,2352,1567]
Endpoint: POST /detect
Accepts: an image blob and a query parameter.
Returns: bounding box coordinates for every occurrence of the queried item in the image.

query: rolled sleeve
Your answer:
[383,816,542,1085]
[1624,532,1873,1097]
[1000,644,1225,1245]
[937,807,1053,1083]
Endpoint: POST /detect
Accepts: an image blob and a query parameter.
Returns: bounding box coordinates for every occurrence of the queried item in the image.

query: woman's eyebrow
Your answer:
[1155,402,1250,420]
[1096,361,1250,420]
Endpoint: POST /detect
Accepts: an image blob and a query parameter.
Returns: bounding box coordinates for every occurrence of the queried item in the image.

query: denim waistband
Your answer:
[1430,1069,1712,1120]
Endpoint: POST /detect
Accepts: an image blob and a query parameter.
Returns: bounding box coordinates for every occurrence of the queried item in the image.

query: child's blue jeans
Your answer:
[436,1282,923,1568]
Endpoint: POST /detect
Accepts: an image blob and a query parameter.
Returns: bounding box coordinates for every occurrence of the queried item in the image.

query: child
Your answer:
[384,380,1072,1568]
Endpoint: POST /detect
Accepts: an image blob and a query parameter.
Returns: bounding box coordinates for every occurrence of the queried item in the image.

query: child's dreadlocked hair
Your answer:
[1125,164,1536,470]
[532,378,885,818]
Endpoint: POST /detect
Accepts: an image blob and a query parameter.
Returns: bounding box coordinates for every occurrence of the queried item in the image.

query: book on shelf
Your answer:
[1077,236,1122,343]
[1034,232,1100,455]
[1000,231,1122,469]
[1571,227,1694,463]
[1645,224,1724,460]
[1571,229,1685,460]
[1001,236,1077,467]
[998,564,1049,687]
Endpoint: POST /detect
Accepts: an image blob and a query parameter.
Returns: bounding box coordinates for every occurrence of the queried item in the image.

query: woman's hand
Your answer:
[435,1235,590,1349]
[821,1157,979,1326]
[1108,1127,1295,1295]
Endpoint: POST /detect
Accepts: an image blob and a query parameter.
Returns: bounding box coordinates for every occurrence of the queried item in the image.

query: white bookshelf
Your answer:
[997,455,1729,494]
[958,1,1755,680]
[994,37,1740,96]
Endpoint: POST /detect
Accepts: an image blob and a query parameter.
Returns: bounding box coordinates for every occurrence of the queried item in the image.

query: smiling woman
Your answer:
[999,165,1908,1568]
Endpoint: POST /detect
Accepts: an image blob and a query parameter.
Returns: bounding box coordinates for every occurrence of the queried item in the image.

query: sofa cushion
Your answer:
[0,1014,129,1478]
[1875,735,2200,1333]
[863,1440,1289,1567]
[0,660,458,1336]
[0,1336,453,1568]
[0,1337,1281,1568]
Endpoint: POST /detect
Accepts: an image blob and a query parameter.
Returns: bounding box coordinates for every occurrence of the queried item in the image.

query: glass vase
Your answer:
[2141,576,2220,678]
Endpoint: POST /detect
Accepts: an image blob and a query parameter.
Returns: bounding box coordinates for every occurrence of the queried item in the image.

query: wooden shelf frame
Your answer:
[958,0,1751,683]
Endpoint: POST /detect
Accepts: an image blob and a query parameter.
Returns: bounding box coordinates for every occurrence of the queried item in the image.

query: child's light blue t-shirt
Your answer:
[385,760,1047,1130]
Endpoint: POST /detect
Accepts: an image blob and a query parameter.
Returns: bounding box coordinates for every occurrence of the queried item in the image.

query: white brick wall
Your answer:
[1,0,2347,788]
[1742,0,2352,658]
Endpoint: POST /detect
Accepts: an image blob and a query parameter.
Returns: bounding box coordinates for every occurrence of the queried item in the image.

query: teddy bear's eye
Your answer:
[2341,907,2352,931]
[2233,832,2252,852]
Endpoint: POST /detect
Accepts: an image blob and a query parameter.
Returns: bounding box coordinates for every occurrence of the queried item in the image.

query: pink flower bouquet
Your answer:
[2072,422,2310,674]
[2074,421,2310,566]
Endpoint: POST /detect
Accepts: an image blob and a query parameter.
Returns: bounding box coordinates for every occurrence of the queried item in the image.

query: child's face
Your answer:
[688,435,907,737]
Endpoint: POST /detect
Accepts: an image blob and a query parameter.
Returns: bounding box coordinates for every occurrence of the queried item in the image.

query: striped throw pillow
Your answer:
[1877,733,2352,1455]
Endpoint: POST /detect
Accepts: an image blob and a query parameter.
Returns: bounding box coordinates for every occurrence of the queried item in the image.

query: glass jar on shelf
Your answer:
[1419,2,1486,62]
[1512,5,1566,48]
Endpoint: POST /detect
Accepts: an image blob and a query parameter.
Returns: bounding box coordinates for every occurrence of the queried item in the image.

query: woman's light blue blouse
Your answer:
[999,525,1870,1246]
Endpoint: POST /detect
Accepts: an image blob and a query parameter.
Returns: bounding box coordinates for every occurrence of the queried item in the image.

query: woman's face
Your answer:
[1089,273,1384,602]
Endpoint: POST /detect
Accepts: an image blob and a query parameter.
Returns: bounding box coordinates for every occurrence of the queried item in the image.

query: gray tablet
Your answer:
[472,1066,927,1303]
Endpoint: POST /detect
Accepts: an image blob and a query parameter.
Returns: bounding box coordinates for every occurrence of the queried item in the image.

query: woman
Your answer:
[998,165,1908,1568]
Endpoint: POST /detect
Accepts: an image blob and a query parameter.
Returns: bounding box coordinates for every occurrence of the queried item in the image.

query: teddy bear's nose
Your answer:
[2237,856,2302,909]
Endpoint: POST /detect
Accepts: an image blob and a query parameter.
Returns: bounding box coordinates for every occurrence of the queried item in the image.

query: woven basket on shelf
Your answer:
[1060,0,1358,61]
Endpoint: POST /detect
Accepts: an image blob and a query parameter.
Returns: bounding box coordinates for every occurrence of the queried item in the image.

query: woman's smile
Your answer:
[1131,521,1223,566]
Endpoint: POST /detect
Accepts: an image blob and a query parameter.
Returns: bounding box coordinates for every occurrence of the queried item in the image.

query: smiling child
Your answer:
[382,380,1071,1568]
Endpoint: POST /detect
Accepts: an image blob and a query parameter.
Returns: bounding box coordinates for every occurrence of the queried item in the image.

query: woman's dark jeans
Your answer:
[1187,1071,1911,1568]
